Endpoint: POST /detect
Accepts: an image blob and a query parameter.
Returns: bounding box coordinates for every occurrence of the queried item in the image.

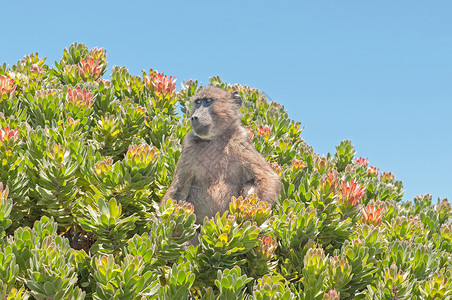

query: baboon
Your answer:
[163,86,281,222]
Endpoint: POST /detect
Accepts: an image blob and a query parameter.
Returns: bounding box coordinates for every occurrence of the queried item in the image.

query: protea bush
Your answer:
[0,43,450,299]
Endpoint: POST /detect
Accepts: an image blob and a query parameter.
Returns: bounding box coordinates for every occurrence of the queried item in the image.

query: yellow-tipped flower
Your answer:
[292,158,306,170]
[125,144,159,166]
[367,166,379,177]
[46,144,67,165]
[380,172,395,183]
[229,194,272,226]
[173,200,195,217]
[94,158,113,175]
[314,156,329,174]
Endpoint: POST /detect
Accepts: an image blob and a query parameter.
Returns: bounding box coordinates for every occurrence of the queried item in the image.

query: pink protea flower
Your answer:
[144,70,176,96]
[355,157,369,167]
[324,290,340,300]
[367,166,379,177]
[0,127,19,142]
[30,64,43,76]
[79,57,103,80]
[339,181,365,206]
[0,76,16,97]
[361,204,384,226]
[66,87,94,108]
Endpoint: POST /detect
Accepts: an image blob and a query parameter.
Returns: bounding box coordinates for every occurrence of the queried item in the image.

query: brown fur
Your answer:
[163,86,281,223]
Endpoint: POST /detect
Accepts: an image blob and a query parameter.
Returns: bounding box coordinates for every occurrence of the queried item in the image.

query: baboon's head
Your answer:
[190,86,242,140]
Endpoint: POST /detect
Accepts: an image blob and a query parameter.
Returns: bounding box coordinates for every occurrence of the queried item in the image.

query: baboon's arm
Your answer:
[241,146,281,204]
[162,150,192,202]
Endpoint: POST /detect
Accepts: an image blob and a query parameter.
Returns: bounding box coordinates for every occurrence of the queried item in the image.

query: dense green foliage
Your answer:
[0,43,451,299]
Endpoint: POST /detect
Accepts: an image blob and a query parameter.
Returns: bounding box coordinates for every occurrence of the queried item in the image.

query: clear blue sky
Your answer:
[3,1,451,202]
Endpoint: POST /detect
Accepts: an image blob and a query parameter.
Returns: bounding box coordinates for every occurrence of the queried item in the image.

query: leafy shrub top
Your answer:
[0,43,450,299]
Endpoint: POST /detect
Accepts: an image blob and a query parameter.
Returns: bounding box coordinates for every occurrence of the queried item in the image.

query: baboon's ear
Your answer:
[231,91,242,107]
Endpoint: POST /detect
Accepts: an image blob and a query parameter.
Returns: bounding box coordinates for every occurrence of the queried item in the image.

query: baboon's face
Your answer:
[190,86,242,140]
[190,97,214,138]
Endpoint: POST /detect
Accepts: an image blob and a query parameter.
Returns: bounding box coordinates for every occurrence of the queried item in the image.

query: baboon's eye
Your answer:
[195,99,201,105]
[206,98,212,103]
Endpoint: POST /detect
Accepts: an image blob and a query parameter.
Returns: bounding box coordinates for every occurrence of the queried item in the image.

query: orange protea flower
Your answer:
[256,235,278,259]
[320,169,339,194]
[0,76,16,97]
[0,127,19,142]
[133,105,147,115]
[257,124,271,136]
[79,57,103,80]
[355,157,368,167]
[66,87,94,108]
[292,158,306,170]
[247,126,255,140]
[339,181,365,206]
[367,166,379,177]
[144,69,176,96]
[380,172,395,183]
[361,204,384,226]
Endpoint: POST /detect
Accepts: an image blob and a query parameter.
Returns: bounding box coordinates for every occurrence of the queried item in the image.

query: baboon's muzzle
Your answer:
[191,108,211,137]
